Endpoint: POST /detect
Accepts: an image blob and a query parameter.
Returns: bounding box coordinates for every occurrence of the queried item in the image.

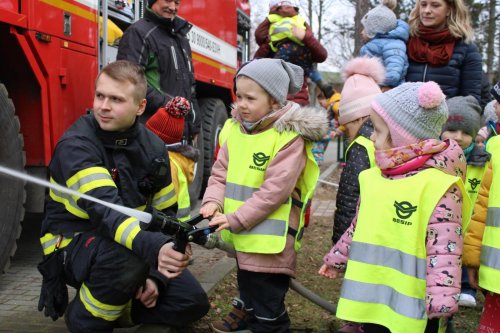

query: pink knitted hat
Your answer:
[338,57,385,125]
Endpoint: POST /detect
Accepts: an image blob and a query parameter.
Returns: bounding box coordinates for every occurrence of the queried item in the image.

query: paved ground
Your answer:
[0,141,339,332]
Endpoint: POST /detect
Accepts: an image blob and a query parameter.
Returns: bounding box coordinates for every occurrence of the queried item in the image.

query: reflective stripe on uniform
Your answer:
[349,241,427,280]
[114,217,141,250]
[152,182,176,210]
[340,279,426,320]
[481,245,500,270]
[487,207,500,227]
[49,167,116,219]
[40,233,74,255]
[80,283,126,321]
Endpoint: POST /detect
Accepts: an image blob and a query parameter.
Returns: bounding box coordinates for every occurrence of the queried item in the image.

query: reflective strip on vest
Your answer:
[80,283,126,321]
[345,135,376,167]
[152,182,176,211]
[464,164,486,231]
[337,167,469,332]
[219,120,318,253]
[268,14,305,52]
[114,217,141,250]
[40,233,75,255]
[49,167,116,219]
[170,158,191,221]
[480,136,500,293]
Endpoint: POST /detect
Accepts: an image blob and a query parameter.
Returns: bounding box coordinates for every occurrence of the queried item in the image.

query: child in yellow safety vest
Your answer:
[254,0,328,94]
[463,81,500,333]
[146,96,196,221]
[312,84,340,165]
[201,58,328,333]
[440,95,489,312]
[320,81,470,333]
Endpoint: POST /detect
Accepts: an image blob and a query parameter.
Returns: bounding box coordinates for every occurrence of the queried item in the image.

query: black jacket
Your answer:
[41,115,176,265]
[406,40,482,103]
[332,120,373,244]
[117,8,200,134]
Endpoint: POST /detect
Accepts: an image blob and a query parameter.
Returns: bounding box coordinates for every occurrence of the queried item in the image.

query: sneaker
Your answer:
[337,322,364,333]
[211,298,252,333]
[458,293,477,307]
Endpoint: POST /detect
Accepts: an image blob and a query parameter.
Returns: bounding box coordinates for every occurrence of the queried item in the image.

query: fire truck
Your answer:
[0,0,251,272]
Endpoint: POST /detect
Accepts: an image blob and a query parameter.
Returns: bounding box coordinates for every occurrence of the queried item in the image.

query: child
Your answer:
[441,96,489,310]
[312,84,341,165]
[254,0,328,102]
[359,0,409,90]
[476,82,500,146]
[463,81,500,333]
[320,81,470,333]
[38,60,208,331]
[146,96,198,221]
[200,58,328,333]
[332,56,385,245]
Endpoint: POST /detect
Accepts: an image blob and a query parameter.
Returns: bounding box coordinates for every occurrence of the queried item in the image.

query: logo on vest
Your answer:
[250,152,270,171]
[393,201,417,225]
[468,178,480,191]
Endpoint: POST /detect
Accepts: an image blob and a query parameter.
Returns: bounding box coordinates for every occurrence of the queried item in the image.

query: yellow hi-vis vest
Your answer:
[218,120,319,253]
[268,14,305,52]
[345,135,376,167]
[463,164,487,231]
[337,167,469,333]
[170,157,191,222]
[480,136,500,294]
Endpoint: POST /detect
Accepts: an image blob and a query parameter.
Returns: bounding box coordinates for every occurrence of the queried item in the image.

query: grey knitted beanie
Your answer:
[483,100,498,126]
[361,2,397,38]
[236,59,304,105]
[371,81,448,146]
[443,96,482,139]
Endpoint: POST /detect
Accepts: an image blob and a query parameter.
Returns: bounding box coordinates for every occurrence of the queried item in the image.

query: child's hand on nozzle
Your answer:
[208,214,230,232]
[318,264,340,279]
[200,202,220,219]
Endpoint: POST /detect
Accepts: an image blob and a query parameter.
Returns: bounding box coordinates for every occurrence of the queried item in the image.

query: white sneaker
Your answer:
[458,293,477,307]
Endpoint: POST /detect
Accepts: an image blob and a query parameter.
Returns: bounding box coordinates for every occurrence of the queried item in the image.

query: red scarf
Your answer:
[408,25,457,66]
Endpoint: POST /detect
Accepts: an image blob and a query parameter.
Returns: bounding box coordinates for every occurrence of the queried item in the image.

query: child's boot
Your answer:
[211,297,252,333]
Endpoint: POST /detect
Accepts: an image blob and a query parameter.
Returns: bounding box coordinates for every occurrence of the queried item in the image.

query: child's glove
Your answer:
[165,97,191,118]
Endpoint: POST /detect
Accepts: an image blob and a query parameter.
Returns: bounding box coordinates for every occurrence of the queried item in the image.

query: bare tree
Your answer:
[353,0,371,55]
[485,0,497,83]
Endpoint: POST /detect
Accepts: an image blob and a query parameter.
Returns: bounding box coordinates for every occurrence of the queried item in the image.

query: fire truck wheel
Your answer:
[200,98,228,190]
[0,83,26,273]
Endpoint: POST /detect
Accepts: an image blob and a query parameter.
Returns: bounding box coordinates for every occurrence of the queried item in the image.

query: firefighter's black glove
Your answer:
[37,251,68,321]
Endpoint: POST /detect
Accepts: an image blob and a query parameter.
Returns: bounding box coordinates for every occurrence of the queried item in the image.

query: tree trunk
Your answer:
[486,0,496,83]
[353,0,370,56]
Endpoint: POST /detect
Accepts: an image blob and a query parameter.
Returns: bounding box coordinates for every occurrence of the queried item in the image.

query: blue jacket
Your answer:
[406,39,482,103]
[360,20,409,88]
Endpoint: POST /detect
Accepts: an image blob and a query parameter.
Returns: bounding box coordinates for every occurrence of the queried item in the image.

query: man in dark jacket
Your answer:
[38,60,208,332]
[117,0,200,141]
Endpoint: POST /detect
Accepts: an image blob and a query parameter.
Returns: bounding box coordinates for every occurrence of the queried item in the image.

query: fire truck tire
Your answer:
[0,83,26,273]
[199,98,228,189]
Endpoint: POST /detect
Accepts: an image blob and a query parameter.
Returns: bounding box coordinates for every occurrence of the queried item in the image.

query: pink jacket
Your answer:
[202,102,328,276]
[324,139,466,318]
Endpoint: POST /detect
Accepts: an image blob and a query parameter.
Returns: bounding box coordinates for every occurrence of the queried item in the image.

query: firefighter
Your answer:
[117,0,200,143]
[38,60,209,332]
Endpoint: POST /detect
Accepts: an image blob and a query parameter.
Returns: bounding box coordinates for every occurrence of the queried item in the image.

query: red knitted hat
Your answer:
[146,97,190,144]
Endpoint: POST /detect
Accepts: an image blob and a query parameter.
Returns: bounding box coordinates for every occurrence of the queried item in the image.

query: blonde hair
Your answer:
[96,60,147,103]
[408,0,474,43]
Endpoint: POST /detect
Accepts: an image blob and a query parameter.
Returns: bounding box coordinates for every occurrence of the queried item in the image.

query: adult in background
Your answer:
[405,0,482,103]
[117,0,200,142]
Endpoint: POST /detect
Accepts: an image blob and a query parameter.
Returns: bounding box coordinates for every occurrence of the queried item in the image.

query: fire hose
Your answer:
[0,165,337,314]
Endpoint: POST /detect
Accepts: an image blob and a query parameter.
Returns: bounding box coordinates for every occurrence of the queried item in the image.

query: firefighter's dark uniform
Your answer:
[40,115,209,332]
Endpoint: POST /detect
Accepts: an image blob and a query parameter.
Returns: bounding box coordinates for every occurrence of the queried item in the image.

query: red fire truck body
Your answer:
[0,0,251,271]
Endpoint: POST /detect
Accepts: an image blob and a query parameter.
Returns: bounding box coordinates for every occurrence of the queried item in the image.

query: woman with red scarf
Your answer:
[405,0,482,103]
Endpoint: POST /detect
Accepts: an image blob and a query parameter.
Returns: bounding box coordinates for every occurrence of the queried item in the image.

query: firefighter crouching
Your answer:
[38,60,209,332]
